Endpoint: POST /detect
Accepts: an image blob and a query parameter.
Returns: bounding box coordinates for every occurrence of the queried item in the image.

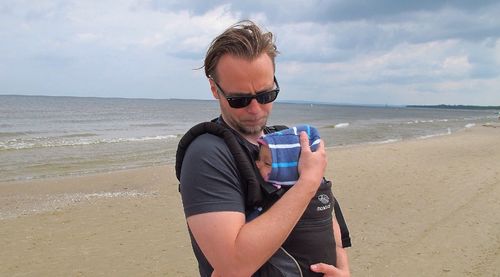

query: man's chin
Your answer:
[237,125,264,136]
[237,122,265,136]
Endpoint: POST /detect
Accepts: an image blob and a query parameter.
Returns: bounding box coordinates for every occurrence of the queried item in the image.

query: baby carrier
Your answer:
[176,120,351,277]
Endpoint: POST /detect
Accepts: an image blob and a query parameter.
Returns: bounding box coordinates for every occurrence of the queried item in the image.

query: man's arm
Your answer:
[188,132,326,277]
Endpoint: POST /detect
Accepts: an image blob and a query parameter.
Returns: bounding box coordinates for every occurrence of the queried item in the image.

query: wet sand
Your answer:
[1,124,499,276]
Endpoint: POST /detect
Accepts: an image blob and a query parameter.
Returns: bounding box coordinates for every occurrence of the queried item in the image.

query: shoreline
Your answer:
[1,124,500,276]
[3,121,495,184]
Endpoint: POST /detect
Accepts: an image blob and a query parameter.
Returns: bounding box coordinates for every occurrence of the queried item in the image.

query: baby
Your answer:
[256,125,338,276]
[256,125,321,188]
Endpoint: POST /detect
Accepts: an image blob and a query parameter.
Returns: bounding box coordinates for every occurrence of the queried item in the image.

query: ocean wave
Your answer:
[406,119,438,124]
[369,138,401,145]
[0,135,178,151]
[59,133,98,138]
[106,135,177,143]
[0,131,34,138]
[465,123,476,128]
[54,118,108,124]
[130,123,171,127]
[335,123,350,128]
[418,128,452,140]
[323,122,349,129]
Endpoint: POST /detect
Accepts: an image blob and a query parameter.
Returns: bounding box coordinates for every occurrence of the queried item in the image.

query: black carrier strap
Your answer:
[176,121,351,248]
[176,122,267,208]
[176,121,352,276]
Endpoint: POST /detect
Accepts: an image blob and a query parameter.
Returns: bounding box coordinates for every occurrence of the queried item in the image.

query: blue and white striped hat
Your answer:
[258,125,321,186]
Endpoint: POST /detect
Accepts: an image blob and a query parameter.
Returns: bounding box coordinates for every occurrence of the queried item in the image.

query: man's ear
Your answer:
[209,79,219,99]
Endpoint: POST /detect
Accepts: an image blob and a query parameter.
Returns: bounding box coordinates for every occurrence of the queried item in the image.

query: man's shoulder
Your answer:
[189,132,228,149]
[185,132,233,160]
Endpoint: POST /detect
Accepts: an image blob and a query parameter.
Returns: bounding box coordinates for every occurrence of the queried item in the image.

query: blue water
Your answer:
[0,95,497,182]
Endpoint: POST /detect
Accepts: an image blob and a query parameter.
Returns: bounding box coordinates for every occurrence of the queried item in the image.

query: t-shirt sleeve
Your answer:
[179,133,246,217]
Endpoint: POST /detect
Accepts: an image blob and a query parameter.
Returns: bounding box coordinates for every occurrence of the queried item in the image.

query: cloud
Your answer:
[273,2,500,63]
[0,0,499,105]
[0,1,239,98]
[278,38,499,105]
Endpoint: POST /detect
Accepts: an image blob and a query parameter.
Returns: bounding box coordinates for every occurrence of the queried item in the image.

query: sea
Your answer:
[1,95,498,182]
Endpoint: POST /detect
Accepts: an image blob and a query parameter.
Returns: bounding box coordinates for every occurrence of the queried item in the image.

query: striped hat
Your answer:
[258,125,321,186]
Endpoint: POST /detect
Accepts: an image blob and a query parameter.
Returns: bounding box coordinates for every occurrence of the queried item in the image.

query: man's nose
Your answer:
[245,98,261,113]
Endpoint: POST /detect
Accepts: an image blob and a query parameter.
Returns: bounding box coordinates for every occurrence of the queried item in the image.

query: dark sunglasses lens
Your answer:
[228,98,251,108]
[256,90,278,104]
[227,90,278,108]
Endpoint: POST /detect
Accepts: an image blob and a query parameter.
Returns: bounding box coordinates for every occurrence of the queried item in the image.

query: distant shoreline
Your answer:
[3,95,500,109]
[407,104,500,111]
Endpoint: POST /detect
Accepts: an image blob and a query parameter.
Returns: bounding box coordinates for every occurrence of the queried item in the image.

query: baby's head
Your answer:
[255,125,321,186]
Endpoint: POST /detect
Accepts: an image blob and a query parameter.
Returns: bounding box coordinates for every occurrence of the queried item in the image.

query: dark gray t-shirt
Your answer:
[179,133,251,276]
[180,133,247,217]
[178,124,351,276]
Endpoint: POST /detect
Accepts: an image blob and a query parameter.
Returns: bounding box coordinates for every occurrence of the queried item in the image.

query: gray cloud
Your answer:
[146,0,500,25]
[0,0,499,105]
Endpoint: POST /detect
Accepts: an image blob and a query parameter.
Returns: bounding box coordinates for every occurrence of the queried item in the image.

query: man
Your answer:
[179,20,350,277]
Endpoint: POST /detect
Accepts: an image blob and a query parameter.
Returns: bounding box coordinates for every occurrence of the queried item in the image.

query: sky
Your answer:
[1,0,499,105]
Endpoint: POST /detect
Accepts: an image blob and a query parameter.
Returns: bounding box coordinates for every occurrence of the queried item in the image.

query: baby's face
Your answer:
[256,144,272,181]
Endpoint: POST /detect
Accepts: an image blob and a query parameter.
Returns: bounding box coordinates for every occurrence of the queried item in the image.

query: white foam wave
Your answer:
[418,128,452,140]
[334,123,350,128]
[130,123,171,127]
[411,120,435,124]
[71,191,152,200]
[102,135,177,143]
[369,138,401,145]
[0,135,178,150]
[1,190,157,220]
[465,123,476,128]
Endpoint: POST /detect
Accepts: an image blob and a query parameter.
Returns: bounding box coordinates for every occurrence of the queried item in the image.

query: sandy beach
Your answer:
[1,124,499,276]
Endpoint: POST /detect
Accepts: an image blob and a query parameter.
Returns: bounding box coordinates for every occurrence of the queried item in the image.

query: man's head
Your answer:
[204,20,280,141]
[204,20,278,82]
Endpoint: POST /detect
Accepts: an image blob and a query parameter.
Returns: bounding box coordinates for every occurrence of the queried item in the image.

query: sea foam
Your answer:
[334,123,350,128]
[0,135,178,151]
[418,128,452,139]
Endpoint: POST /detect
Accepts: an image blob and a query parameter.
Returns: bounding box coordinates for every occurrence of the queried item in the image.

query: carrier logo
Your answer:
[317,194,331,211]
[318,194,330,204]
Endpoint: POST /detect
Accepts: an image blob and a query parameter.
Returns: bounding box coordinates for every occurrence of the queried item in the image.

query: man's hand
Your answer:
[310,217,351,277]
[297,131,326,189]
[310,263,350,277]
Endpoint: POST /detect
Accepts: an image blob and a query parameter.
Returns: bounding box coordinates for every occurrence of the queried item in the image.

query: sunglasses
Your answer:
[210,76,280,108]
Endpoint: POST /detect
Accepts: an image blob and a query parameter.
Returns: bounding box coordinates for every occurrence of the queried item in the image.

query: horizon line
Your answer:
[1,93,499,108]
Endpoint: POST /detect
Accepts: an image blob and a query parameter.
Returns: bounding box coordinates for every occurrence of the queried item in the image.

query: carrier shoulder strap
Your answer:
[176,122,353,248]
[175,121,264,208]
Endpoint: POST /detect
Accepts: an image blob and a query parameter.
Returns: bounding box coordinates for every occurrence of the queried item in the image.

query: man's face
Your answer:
[210,53,275,140]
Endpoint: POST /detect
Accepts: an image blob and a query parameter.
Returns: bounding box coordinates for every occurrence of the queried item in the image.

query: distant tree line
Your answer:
[407,104,500,110]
